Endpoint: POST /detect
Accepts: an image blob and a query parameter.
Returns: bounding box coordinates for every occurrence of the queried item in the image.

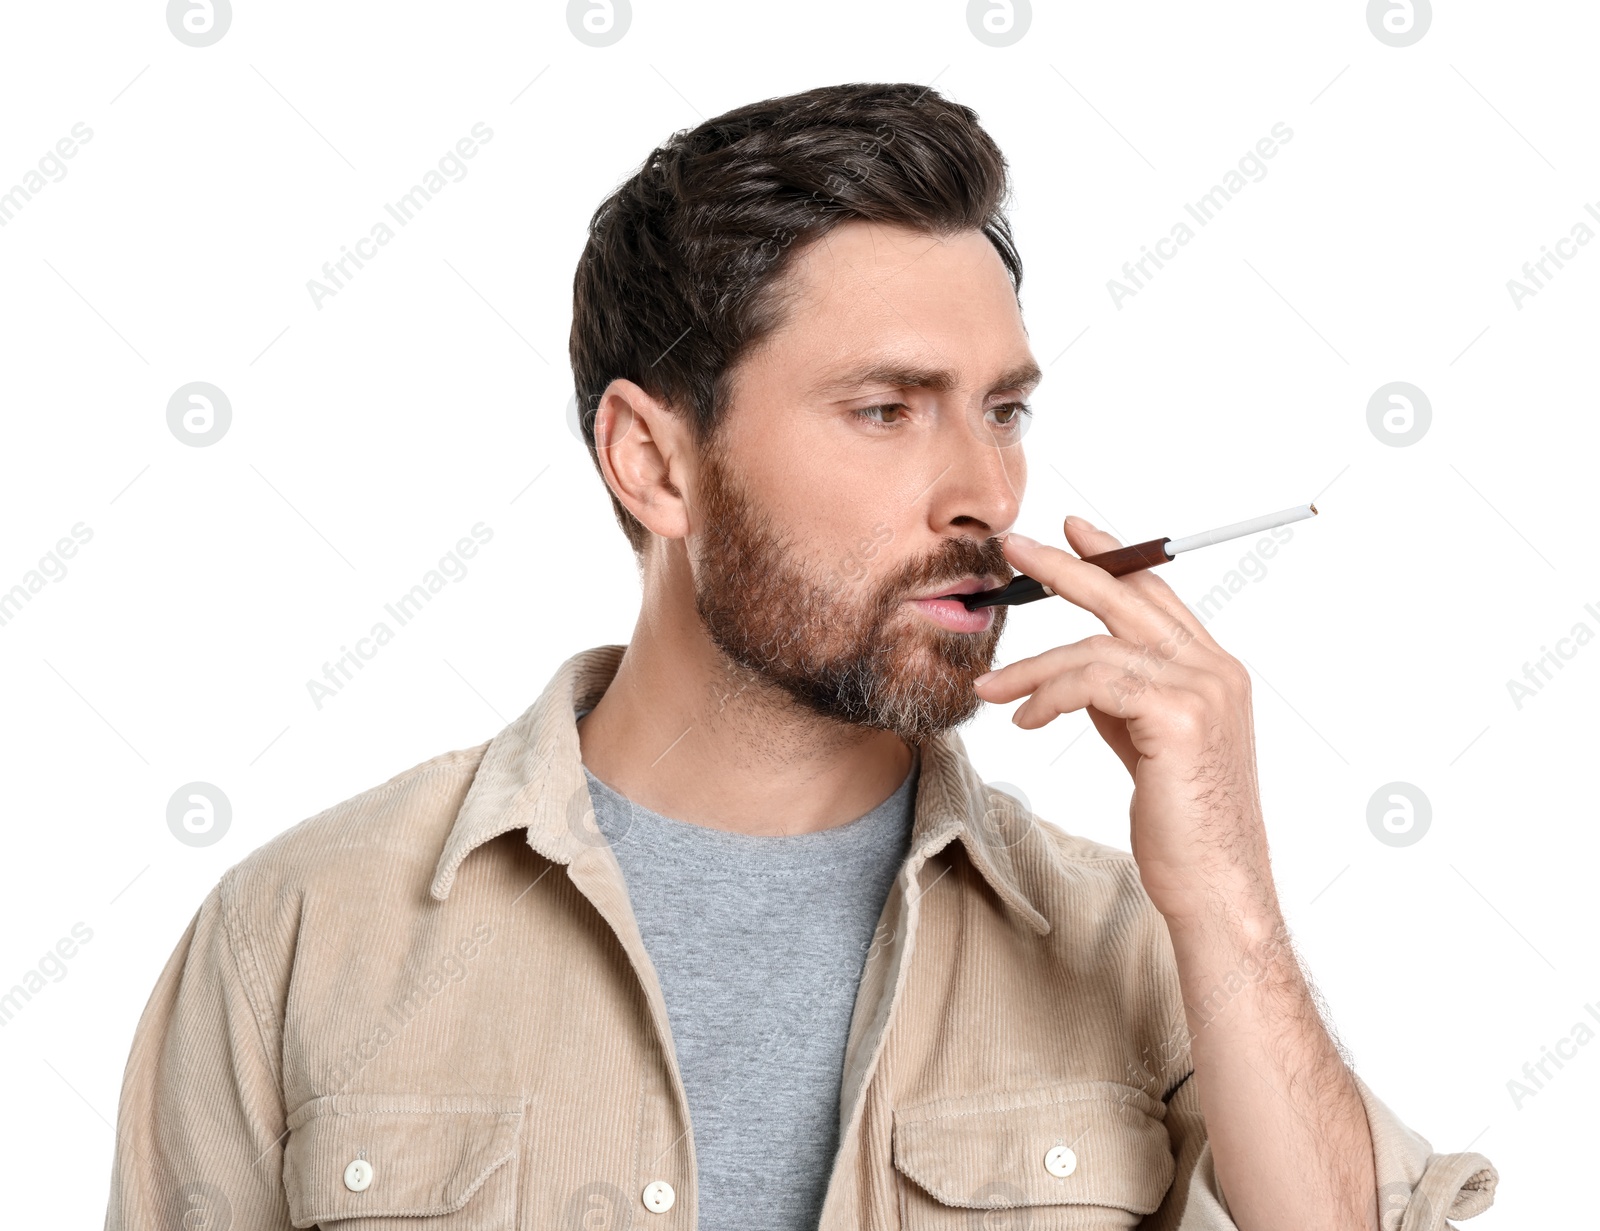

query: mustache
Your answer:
[880,536,1014,602]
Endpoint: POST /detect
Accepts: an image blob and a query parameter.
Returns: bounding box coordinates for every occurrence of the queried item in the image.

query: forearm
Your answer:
[982,526,1388,1226]
[1167,906,1377,1231]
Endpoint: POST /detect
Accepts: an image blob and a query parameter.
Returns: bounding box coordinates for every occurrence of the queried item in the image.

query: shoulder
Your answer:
[1036,819,1156,918]
[966,781,1153,932]
[976,781,1135,867]
[216,741,491,929]
[1016,808,1177,974]
[1031,809,1139,868]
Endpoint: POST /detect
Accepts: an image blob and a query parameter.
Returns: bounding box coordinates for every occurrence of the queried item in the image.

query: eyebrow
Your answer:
[809,360,1043,399]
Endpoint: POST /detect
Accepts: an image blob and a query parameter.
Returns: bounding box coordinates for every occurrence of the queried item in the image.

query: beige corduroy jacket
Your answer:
[104,645,1497,1230]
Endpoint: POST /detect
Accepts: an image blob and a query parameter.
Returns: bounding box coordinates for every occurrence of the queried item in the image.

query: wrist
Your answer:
[1168,911,1299,1041]
[1147,865,1280,936]
[1161,888,1287,968]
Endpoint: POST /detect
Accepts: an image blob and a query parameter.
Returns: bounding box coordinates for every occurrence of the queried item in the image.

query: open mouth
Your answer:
[914,576,1003,603]
[905,577,1004,632]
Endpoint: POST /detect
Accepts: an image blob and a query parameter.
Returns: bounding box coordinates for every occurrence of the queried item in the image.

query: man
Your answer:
[105,83,1496,1230]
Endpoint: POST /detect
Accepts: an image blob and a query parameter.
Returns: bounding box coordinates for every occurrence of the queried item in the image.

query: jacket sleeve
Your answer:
[1141,1068,1498,1229]
[103,878,293,1230]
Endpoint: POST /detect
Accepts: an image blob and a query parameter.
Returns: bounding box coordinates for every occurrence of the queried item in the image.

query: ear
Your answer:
[592,378,696,542]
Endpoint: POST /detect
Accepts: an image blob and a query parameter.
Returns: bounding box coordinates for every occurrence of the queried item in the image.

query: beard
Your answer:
[691,444,1011,745]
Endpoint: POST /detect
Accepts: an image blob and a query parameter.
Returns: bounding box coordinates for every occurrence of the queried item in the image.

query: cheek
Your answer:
[758,474,900,583]
[991,443,1027,504]
[719,421,857,534]
[712,414,926,587]
[822,525,883,588]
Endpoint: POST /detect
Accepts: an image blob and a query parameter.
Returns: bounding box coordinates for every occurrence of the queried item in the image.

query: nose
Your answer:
[925,413,1024,539]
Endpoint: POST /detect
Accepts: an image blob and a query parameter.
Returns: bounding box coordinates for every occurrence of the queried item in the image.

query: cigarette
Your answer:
[962,502,1319,610]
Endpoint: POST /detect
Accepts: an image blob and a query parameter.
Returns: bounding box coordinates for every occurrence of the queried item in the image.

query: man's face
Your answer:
[687,221,1037,744]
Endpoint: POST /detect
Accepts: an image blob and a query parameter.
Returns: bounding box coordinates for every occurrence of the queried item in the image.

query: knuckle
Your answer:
[1165,691,1210,734]
[1195,672,1231,708]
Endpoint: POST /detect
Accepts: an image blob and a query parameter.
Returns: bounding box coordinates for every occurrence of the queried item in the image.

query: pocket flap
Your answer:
[892,1080,1175,1214]
[283,1093,524,1227]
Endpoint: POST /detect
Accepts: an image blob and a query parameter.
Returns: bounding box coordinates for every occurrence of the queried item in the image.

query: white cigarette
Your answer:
[1164,502,1318,557]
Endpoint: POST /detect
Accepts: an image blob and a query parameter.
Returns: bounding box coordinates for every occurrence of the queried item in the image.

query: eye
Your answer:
[853,403,909,427]
[988,401,1032,428]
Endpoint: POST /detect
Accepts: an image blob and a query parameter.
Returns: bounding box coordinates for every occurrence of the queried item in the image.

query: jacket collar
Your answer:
[431,645,1050,935]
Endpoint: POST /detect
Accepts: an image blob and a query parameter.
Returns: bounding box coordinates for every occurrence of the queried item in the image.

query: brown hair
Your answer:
[568,81,1023,551]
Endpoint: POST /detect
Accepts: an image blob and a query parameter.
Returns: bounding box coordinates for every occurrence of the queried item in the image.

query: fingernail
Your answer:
[1065,515,1095,531]
[1005,532,1040,549]
[973,671,995,687]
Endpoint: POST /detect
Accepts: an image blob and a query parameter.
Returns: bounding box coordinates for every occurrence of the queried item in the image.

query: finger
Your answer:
[976,635,1176,705]
[1060,514,1123,554]
[1002,532,1195,652]
[1010,660,1216,731]
[1087,706,1141,776]
[1063,515,1218,649]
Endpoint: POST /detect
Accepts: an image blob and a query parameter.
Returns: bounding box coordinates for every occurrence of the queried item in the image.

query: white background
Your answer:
[1,1,1594,1225]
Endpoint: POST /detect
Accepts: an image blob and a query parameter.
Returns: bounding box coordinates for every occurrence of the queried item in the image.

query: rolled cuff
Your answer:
[1354,1071,1497,1229]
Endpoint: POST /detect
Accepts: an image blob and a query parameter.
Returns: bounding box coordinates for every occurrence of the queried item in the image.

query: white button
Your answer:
[642,1179,675,1213]
[343,1158,374,1191]
[1044,1145,1077,1178]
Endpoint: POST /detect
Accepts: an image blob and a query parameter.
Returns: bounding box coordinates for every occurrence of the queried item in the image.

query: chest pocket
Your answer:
[282,1093,525,1229]
[891,1079,1175,1229]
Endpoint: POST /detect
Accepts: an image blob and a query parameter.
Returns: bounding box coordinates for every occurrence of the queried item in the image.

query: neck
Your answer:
[576,547,914,837]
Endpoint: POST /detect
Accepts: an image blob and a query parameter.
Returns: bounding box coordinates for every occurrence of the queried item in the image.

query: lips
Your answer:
[905,582,1000,633]
[911,575,1005,602]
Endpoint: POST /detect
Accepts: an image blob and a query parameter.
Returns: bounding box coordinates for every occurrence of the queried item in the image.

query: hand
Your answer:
[973,516,1278,929]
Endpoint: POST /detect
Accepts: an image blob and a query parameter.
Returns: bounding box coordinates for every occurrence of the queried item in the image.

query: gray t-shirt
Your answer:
[579,746,916,1231]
